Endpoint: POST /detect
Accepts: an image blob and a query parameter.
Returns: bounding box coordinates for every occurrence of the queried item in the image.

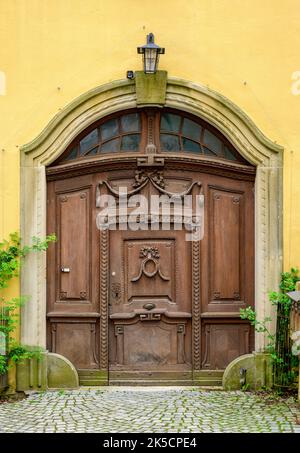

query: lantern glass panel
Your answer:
[144,49,158,73]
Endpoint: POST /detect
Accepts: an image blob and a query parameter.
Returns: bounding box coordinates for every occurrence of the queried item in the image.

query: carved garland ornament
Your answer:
[131,246,170,282]
[96,169,202,207]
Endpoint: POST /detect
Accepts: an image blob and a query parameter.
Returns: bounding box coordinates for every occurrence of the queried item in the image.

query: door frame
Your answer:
[46,156,255,380]
[20,77,283,355]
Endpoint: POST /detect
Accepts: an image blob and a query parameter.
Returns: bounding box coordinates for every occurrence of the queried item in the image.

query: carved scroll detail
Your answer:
[133,170,165,189]
[96,170,202,207]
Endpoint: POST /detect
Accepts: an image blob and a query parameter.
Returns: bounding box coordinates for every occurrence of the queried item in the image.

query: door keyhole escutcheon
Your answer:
[111,282,121,303]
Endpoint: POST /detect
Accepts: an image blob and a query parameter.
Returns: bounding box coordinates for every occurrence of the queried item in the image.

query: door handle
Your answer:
[143,303,156,311]
[61,267,70,273]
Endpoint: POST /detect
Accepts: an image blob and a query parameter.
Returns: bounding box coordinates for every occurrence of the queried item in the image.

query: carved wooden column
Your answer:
[100,228,109,372]
[192,239,201,372]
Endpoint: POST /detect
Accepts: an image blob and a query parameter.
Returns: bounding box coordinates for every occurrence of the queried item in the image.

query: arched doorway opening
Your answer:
[46,107,255,385]
[20,78,282,386]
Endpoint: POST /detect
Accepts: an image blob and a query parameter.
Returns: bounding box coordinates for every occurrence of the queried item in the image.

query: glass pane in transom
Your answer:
[182,118,202,142]
[65,147,78,160]
[161,113,181,132]
[86,147,98,156]
[100,118,119,141]
[121,113,140,132]
[100,138,120,152]
[79,129,98,154]
[203,146,217,156]
[224,146,237,161]
[182,138,201,153]
[203,129,223,155]
[121,134,140,151]
[160,134,180,151]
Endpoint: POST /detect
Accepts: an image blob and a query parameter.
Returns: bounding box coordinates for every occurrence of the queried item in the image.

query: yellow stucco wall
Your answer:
[0,0,300,270]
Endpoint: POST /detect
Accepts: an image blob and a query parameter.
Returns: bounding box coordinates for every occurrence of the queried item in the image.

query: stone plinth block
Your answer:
[47,353,79,389]
[222,352,273,391]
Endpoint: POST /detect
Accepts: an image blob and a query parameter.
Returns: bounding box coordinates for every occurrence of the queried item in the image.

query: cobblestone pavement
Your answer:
[0,387,299,433]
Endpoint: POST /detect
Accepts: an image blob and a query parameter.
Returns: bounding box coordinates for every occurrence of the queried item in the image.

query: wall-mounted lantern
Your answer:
[137,33,165,74]
[286,291,300,305]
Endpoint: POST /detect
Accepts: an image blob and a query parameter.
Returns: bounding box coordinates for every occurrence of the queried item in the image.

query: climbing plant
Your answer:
[240,268,300,388]
[0,232,56,375]
[270,268,300,387]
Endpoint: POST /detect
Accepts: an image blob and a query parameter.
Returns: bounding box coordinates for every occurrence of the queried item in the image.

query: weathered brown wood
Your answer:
[108,229,192,372]
[46,109,255,383]
[201,319,253,370]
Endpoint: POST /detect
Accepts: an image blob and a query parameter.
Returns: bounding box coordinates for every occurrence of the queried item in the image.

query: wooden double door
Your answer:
[47,161,254,384]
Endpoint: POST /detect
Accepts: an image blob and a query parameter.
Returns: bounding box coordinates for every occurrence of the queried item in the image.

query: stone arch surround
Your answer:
[20,77,283,352]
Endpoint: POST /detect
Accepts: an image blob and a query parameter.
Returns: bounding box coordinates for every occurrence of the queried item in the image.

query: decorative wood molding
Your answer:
[201,324,210,368]
[46,154,256,181]
[139,246,160,259]
[99,228,109,370]
[137,155,165,167]
[145,109,157,154]
[51,324,57,352]
[131,246,170,282]
[90,324,99,366]
[96,169,202,208]
[192,239,201,371]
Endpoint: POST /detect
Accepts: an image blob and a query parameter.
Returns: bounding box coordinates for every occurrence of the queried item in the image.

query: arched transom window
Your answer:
[57,109,247,164]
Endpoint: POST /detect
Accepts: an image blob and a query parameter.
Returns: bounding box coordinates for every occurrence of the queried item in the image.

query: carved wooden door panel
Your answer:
[108,229,192,374]
[47,162,255,384]
[47,175,101,370]
[103,165,255,381]
[199,174,255,370]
